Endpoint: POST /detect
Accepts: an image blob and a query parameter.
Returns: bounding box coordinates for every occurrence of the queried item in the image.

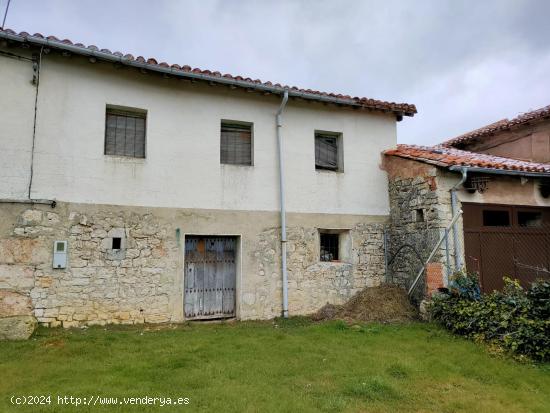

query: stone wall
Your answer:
[248,222,386,317]
[0,202,387,327]
[0,204,180,328]
[287,223,385,314]
[383,157,454,300]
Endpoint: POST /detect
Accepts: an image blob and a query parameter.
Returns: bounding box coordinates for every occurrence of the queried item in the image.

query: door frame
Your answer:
[182,233,242,320]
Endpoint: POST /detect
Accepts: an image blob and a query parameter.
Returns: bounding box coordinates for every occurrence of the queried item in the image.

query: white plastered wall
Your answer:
[0,51,397,215]
[0,52,36,198]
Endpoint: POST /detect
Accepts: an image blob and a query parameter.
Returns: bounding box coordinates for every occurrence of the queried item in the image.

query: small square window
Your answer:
[315,131,342,171]
[320,233,339,261]
[482,210,510,227]
[220,121,253,165]
[414,208,425,222]
[105,106,146,158]
[518,211,542,227]
[112,237,122,250]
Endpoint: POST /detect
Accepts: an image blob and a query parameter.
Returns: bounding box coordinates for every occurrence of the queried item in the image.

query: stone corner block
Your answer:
[0,290,33,317]
[0,315,37,340]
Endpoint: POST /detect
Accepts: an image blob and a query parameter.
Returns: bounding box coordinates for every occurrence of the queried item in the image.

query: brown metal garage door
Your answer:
[463,203,550,292]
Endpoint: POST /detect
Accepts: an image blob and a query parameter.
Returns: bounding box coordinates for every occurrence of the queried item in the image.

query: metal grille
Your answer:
[104,108,146,158]
[320,233,339,261]
[220,122,252,165]
[315,133,339,170]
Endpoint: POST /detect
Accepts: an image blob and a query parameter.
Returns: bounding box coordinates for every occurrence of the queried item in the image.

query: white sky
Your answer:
[3,0,549,145]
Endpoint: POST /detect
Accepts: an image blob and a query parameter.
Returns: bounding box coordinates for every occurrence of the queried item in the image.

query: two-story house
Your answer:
[0,29,416,327]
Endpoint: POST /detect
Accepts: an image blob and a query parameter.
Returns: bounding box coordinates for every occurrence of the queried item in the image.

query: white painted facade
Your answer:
[0,51,396,215]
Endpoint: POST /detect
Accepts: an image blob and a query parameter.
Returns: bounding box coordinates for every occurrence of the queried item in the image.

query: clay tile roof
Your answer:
[0,28,416,117]
[441,105,550,148]
[384,144,550,174]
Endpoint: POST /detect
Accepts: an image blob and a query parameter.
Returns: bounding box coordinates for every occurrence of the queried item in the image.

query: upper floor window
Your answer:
[220,121,253,166]
[105,106,146,158]
[315,131,343,172]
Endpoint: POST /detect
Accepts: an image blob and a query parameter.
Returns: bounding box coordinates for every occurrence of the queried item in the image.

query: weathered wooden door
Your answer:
[184,236,236,319]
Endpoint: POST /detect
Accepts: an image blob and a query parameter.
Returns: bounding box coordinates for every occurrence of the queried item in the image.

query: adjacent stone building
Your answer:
[0,28,415,331]
[384,105,550,296]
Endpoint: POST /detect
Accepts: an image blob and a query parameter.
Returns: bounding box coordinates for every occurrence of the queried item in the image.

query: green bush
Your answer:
[430,273,550,361]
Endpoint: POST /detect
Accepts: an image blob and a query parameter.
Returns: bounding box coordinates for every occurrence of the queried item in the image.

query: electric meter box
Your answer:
[53,240,67,269]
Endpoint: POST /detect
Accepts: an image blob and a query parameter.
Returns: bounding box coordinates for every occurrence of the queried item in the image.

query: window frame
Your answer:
[104,105,147,159]
[314,130,344,172]
[220,120,254,166]
[318,229,351,263]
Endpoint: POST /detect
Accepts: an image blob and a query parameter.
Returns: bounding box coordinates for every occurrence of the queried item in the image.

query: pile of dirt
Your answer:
[311,284,417,323]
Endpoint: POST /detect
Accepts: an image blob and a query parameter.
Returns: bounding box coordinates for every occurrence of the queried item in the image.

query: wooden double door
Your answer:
[184,236,236,319]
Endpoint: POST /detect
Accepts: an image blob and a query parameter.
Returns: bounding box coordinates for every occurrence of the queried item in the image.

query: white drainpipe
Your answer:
[450,167,468,269]
[276,90,289,318]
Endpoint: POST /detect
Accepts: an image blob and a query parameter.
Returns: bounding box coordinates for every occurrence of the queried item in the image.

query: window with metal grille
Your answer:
[320,233,339,261]
[220,122,252,165]
[105,107,146,158]
[315,132,341,171]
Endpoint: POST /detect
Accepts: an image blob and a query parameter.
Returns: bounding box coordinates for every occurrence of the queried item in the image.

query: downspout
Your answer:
[276,90,289,318]
[0,47,55,207]
[450,167,468,269]
[28,46,44,199]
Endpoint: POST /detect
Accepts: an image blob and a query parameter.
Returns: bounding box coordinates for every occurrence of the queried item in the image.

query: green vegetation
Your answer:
[1,320,549,412]
[431,273,550,361]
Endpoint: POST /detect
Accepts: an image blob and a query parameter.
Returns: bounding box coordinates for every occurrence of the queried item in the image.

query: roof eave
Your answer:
[0,31,416,117]
[448,165,550,178]
[385,152,449,168]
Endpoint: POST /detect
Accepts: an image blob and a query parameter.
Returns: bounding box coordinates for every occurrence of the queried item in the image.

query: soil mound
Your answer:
[312,284,417,323]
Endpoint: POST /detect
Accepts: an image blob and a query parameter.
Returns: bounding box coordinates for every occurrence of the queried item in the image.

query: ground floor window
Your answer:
[320,233,339,261]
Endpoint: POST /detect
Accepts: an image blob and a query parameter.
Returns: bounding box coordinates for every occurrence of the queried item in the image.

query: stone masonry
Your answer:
[0,204,179,328]
[249,223,386,318]
[383,156,458,301]
[0,202,387,329]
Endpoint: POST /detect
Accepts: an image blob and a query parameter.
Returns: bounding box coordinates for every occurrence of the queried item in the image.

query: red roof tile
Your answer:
[385,144,550,174]
[0,28,417,117]
[442,105,550,148]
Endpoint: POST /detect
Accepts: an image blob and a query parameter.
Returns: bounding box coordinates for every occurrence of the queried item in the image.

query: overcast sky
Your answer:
[3,0,549,145]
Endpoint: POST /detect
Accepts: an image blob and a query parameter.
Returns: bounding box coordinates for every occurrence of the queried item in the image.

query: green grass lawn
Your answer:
[1,319,549,412]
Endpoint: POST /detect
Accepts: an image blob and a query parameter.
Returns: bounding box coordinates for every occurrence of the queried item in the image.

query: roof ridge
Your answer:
[0,28,417,116]
[441,105,550,148]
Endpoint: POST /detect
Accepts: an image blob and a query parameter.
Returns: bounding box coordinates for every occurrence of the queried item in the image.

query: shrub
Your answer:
[430,273,550,361]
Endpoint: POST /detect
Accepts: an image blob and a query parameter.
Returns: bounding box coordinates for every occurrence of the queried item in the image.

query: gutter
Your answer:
[276,90,289,318]
[0,199,56,207]
[0,31,415,117]
[448,165,550,178]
